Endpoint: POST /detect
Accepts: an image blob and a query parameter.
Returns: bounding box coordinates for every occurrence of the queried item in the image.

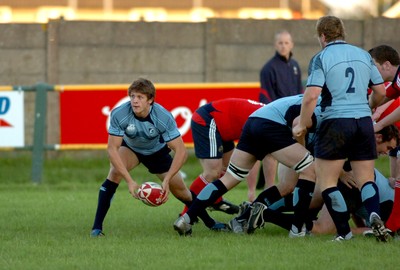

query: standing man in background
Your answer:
[257,30,303,190]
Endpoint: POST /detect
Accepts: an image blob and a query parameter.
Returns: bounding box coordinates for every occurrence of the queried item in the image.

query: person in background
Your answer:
[90,78,226,237]
[257,30,303,191]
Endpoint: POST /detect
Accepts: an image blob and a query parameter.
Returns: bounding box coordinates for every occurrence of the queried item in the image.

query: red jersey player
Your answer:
[182,98,265,216]
[369,45,400,237]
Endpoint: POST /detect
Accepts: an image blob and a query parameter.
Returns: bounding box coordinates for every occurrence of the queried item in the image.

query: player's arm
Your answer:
[369,83,386,109]
[107,135,139,198]
[293,86,321,139]
[163,136,188,195]
[374,106,400,133]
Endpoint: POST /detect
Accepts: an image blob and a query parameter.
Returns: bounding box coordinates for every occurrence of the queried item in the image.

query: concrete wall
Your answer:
[2,18,398,87]
[0,18,399,146]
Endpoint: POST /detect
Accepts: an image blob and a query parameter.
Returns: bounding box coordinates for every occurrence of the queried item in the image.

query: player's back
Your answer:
[250,94,304,126]
[310,42,382,120]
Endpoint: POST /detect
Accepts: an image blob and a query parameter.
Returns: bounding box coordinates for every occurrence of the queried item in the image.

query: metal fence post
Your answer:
[31,83,53,183]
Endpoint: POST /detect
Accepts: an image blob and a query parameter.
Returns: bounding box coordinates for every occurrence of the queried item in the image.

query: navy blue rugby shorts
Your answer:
[236,117,296,161]
[122,140,172,174]
[314,117,377,160]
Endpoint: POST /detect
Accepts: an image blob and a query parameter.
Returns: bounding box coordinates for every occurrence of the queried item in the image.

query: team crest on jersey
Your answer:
[148,127,156,135]
[125,124,137,138]
[293,66,298,75]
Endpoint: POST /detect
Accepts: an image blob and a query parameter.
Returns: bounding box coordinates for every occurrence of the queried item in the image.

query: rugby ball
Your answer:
[137,182,166,207]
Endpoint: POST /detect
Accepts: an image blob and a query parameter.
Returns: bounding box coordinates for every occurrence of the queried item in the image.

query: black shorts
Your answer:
[315,117,377,160]
[236,117,296,161]
[121,140,172,174]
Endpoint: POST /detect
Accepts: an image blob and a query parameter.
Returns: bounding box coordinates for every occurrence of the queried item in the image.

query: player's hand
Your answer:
[389,177,396,189]
[339,171,357,189]
[292,124,307,139]
[128,181,140,199]
[161,180,170,203]
[373,121,383,133]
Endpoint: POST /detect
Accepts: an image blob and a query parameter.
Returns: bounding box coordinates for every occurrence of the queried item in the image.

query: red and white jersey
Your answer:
[373,82,400,130]
[385,66,400,99]
[192,98,265,141]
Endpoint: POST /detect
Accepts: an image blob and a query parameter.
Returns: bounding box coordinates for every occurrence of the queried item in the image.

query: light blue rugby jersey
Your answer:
[307,41,384,120]
[250,94,322,127]
[250,94,304,125]
[375,169,394,203]
[108,101,181,155]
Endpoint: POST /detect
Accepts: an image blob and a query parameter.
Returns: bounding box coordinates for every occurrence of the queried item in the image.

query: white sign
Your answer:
[0,91,24,147]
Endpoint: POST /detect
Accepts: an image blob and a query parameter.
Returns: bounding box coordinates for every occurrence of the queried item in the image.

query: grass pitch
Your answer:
[0,152,397,270]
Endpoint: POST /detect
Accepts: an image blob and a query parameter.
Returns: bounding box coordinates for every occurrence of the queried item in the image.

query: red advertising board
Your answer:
[59,83,260,147]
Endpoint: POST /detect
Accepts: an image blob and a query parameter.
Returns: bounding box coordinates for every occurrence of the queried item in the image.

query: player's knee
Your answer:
[292,152,314,174]
[107,169,123,183]
[202,170,221,182]
[226,162,250,181]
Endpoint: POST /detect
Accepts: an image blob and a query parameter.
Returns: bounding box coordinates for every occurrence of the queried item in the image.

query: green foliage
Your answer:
[0,153,398,270]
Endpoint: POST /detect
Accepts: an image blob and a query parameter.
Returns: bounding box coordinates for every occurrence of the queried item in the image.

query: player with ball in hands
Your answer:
[90,78,225,237]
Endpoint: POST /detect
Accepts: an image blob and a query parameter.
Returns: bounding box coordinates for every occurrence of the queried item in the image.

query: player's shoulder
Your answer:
[150,103,174,120]
[111,100,131,116]
[151,102,169,113]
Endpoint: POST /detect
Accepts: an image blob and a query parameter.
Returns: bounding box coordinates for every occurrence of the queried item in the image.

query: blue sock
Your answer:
[92,179,118,230]
[361,181,381,217]
[185,191,216,228]
[322,187,351,237]
[186,179,227,227]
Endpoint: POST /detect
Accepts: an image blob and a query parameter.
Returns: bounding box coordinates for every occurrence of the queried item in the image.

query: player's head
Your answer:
[375,124,400,155]
[316,16,345,45]
[368,45,400,66]
[128,78,156,104]
[274,30,294,60]
[369,45,400,81]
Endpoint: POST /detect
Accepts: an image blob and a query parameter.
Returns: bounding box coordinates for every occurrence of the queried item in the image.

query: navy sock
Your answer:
[361,181,381,217]
[254,185,282,206]
[322,187,351,237]
[269,193,294,211]
[184,191,216,228]
[92,179,118,230]
[305,207,321,231]
[291,179,315,232]
[263,209,293,231]
[186,179,227,227]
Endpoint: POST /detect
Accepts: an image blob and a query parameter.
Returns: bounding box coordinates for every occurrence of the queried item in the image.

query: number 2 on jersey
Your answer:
[345,67,355,93]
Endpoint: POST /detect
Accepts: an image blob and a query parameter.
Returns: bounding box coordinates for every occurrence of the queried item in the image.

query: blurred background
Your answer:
[0,0,399,23]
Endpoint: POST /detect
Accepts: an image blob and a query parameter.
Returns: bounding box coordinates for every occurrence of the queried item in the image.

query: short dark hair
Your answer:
[378,124,400,146]
[368,45,400,66]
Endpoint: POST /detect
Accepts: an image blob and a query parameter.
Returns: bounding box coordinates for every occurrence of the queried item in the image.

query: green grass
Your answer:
[0,152,397,270]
